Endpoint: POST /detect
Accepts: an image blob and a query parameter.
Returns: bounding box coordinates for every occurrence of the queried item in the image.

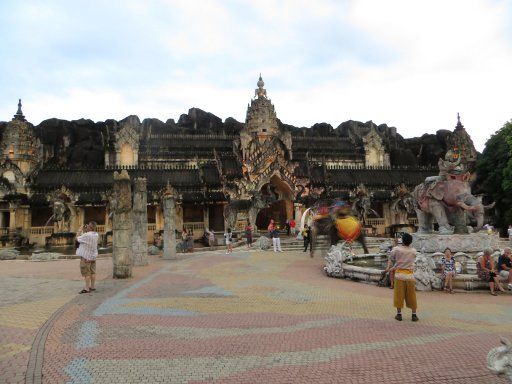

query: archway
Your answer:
[255,175,294,230]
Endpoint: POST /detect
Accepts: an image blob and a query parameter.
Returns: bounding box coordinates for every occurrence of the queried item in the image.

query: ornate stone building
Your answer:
[0,77,477,245]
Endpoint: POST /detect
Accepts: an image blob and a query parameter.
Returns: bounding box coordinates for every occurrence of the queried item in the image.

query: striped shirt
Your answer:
[76,231,99,260]
[390,245,417,271]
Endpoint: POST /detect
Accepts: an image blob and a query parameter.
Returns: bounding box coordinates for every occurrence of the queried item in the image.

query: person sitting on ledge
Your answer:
[477,247,506,296]
[497,247,512,291]
[441,248,456,294]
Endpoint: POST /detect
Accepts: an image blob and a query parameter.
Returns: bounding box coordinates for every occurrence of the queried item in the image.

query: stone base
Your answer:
[45,232,76,247]
[412,233,500,254]
[113,265,132,279]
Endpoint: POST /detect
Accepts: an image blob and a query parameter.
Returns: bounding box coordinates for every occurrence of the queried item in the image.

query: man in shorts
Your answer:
[76,221,99,294]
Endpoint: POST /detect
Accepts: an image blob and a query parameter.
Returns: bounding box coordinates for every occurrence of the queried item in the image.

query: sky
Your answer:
[1,0,511,152]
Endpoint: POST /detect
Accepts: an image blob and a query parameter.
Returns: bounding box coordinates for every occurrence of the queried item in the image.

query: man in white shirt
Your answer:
[76,221,99,293]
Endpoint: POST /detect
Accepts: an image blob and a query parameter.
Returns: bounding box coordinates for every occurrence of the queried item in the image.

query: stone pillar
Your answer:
[294,203,302,221]
[112,170,133,278]
[132,177,148,266]
[161,184,178,260]
[8,203,17,229]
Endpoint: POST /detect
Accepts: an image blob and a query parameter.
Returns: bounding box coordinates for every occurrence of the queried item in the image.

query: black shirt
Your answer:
[497,255,512,272]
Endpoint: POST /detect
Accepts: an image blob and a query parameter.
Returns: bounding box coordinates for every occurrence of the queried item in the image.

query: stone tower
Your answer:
[0,100,40,176]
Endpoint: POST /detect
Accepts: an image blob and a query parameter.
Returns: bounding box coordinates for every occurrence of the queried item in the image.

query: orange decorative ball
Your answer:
[334,216,362,242]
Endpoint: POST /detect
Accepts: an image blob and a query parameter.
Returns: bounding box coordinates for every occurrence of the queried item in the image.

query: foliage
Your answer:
[475,120,512,231]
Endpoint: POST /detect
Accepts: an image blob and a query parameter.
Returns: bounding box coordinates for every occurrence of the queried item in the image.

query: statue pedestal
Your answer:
[45,232,76,247]
[412,233,500,254]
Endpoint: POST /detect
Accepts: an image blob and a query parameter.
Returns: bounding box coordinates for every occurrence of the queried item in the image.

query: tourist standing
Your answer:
[76,221,99,294]
[302,224,312,253]
[390,233,419,322]
[206,228,215,248]
[187,229,194,252]
[477,247,505,295]
[497,247,512,290]
[181,228,188,252]
[271,227,282,252]
[224,228,233,254]
[290,218,296,236]
[285,219,291,236]
[245,222,253,249]
[441,247,456,294]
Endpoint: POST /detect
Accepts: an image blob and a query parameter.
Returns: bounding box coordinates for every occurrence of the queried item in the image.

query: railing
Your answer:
[0,227,9,236]
[366,218,386,226]
[408,218,418,225]
[148,224,157,232]
[29,226,54,235]
[183,222,205,235]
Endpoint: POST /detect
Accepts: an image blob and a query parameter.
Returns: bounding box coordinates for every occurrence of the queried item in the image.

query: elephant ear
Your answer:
[428,181,446,200]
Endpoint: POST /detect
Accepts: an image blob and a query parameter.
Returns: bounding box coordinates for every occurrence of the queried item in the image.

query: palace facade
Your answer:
[0,77,476,246]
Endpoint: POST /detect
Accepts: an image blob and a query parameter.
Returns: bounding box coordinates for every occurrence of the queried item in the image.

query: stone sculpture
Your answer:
[413,179,490,234]
[324,243,354,278]
[413,253,442,291]
[487,338,512,382]
[390,184,414,224]
[112,170,133,278]
[161,183,178,260]
[132,177,148,266]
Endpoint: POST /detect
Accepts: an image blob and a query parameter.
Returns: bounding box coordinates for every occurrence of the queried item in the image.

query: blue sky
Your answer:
[1,0,511,151]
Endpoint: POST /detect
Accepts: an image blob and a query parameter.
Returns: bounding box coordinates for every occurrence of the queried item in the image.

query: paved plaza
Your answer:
[1,249,511,383]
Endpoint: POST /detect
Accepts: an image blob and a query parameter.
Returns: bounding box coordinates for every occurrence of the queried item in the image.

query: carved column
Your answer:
[294,203,302,222]
[132,177,148,266]
[161,184,178,260]
[112,170,133,278]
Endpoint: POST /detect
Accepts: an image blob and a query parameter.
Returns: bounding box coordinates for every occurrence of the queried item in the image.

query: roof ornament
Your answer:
[13,98,25,121]
[255,74,267,99]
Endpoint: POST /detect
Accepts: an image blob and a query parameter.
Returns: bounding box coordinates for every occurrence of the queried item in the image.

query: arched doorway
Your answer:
[256,175,293,230]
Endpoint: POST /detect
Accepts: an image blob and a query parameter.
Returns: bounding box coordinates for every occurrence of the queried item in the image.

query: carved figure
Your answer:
[324,242,354,277]
[487,338,512,381]
[52,200,71,232]
[413,179,491,234]
[413,253,442,291]
[351,185,377,224]
[391,184,414,224]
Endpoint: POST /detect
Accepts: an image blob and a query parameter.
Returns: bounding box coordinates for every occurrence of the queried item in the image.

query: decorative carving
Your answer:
[363,126,390,167]
[324,243,354,277]
[351,184,376,224]
[114,116,140,166]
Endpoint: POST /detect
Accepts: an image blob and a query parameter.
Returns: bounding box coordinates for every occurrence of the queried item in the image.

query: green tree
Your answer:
[475,120,512,232]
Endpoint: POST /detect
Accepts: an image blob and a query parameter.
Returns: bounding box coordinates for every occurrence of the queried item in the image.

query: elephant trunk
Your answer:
[476,213,484,231]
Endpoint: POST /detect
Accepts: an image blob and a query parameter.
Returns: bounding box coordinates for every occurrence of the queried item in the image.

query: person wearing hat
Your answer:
[389,233,419,322]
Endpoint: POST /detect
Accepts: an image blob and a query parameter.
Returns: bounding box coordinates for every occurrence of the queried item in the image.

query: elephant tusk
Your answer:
[457,201,477,211]
[484,202,496,210]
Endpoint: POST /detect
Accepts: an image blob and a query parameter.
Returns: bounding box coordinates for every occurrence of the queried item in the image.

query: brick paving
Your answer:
[1,250,511,383]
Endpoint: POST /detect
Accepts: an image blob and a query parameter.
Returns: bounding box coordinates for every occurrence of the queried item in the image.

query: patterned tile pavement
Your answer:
[1,249,512,383]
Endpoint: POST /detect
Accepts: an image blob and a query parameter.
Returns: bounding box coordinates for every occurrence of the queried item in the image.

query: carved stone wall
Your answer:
[113,116,140,166]
[132,177,148,266]
[112,170,133,278]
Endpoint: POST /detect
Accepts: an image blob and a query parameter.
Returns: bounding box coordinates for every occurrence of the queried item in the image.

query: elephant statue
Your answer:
[412,179,491,234]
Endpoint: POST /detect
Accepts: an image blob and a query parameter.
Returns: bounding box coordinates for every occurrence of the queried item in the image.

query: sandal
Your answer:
[79,289,90,294]
[490,292,497,296]
[89,288,96,292]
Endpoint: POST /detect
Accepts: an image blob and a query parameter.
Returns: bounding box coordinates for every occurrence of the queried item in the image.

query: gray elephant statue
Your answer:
[413,179,491,234]
[487,338,512,382]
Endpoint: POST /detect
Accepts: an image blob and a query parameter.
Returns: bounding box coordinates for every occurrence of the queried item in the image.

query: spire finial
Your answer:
[13,98,25,121]
[255,74,267,99]
[455,112,464,131]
